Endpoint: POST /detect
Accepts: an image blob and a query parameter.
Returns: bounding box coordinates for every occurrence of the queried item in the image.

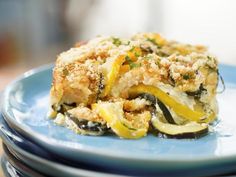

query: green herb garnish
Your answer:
[112,37,122,46]
[129,46,141,57]
[125,41,131,45]
[147,38,161,48]
[147,38,160,48]
[129,46,135,52]
[144,55,152,60]
[125,56,141,69]
[183,74,191,80]
[134,52,140,58]
[63,68,69,76]
[125,56,132,63]
[130,63,141,69]
[147,38,157,44]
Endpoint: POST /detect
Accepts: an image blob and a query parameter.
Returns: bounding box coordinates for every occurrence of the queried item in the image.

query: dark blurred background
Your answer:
[0,0,236,89]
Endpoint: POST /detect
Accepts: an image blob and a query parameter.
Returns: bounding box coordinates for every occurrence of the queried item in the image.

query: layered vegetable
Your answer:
[92,102,150,139]
[49,33,219,139]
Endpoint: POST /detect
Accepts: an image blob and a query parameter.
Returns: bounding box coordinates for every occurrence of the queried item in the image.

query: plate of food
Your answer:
[2,33,236,176]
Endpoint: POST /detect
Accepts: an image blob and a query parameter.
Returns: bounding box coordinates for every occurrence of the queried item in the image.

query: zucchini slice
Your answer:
[139,93,176,124]
[186,84,206,98]
[65,112,108,136]
[151,114,208,139]
[128,84,212,122]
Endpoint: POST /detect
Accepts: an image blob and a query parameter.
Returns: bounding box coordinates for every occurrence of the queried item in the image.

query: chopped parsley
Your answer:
[125,56,132,63]
[129,46,136,52]
[144,55,153,60]
[155,60,161,67]
[147,38,160,48]
[207,56,211,59]
[125,56,141,69]
[112,37,122,46]
[63,68,69,76]
[183,74,191,80]
[134,51,140,58]
[125,41,131,45]
[130,63,141,69]
[129,47,141,57]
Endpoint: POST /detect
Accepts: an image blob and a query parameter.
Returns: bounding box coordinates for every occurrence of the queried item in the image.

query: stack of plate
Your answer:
[1,64,236,177]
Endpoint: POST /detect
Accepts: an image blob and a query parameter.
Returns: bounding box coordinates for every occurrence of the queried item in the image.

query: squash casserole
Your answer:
[48,33,219,139]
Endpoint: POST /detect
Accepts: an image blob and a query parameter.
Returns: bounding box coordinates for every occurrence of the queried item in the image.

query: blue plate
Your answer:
[1,155,23,177]
[1,115,236,177]
[2,64,236,176]
[2,144,45,177]
[0,114,129,177]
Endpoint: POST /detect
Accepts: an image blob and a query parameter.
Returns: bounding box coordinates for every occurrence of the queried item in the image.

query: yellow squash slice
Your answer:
[128,84,215,123]
[92,102,150,139]
[101,55,125,97]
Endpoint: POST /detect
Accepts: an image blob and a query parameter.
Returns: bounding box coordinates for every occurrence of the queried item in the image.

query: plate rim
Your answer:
[0,116,129,177]
[1,154,16,177]
[2,63,236,164]
[2,111,236,177]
